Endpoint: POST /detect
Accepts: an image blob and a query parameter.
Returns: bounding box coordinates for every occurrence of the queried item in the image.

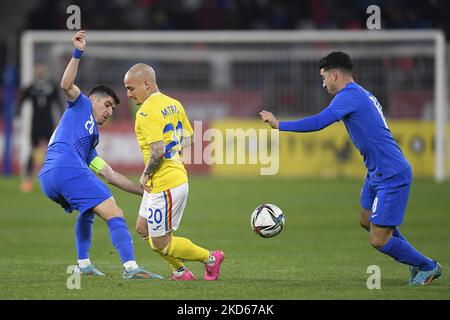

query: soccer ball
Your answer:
[250,204,285,238]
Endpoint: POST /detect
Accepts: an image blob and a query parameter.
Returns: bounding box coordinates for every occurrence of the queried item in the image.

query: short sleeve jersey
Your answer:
[40,93,99,174]
[134,92,193,193]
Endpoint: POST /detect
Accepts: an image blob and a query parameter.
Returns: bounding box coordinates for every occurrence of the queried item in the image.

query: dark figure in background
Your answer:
[17,63,62,193]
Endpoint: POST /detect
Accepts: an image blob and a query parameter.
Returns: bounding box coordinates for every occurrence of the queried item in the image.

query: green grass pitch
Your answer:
[0,176,449,299]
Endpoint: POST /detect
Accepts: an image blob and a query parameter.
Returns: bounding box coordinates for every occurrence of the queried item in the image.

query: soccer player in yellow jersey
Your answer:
[124,63,224,280]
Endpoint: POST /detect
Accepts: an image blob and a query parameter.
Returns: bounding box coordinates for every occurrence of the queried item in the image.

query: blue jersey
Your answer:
[279,82,410,181]
[40,93,99,174]
[327,82,410,181]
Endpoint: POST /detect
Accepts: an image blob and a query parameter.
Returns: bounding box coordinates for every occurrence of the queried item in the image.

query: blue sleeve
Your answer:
[279,107,339,132]
[67,93,88,109]
[326,89,359,120]
[86,148,98,165]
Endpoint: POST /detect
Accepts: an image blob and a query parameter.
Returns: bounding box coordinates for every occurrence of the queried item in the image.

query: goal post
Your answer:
[19,30,448,181]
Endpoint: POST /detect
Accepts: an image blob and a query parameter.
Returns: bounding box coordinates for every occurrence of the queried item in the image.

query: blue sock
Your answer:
[107,217,135,264]
[379,236,436,271]
[392,227,406,241]
[75,211,95,260]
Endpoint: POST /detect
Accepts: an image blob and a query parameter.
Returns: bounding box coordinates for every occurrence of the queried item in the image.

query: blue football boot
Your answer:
[409,262,442,286]
[74,264,105,276]
[122,267,163,280]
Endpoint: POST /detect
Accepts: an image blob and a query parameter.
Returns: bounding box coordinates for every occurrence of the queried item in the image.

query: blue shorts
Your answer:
[39,167,112,215]
[360,167,412,227]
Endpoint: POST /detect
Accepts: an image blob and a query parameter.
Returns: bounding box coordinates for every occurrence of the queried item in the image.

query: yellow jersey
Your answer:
[134,92,193,193]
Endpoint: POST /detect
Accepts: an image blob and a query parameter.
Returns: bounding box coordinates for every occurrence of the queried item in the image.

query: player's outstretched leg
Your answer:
[166,237,224,281]
[395,229,442,285]
[139,184,223,280]
[74,211,105,276]
[378,229,439,285]
[152,235,224,281]
[93,198,163,279]
[359,211,419,283]
[147,237,195,281]
[108,217,163,279]
[360,209,418,281]
[371,225,439,285]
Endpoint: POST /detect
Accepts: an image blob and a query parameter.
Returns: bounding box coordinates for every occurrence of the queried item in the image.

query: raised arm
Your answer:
[60,30,85,102]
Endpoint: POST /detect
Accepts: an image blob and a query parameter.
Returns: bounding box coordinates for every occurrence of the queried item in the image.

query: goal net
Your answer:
[17,30,448,181]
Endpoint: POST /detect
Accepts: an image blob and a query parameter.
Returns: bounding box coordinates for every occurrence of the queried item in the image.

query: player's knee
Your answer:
[111,206,123,218]
[150,237,169,253]
[150,242,165,253]
[136,223,148,238]
[93,197,124,220]
[135,223,142,234]
[359,215,370,231]
[359,209,371,231]
[107,199,123,218]
[135,217,148,238]
[369,234,388,249]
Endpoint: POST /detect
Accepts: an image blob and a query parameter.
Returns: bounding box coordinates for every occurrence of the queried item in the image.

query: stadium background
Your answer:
[1,0,450,179]
[0,0,449,300]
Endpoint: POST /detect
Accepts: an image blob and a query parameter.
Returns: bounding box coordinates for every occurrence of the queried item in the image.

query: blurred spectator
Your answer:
[16,63,63,193]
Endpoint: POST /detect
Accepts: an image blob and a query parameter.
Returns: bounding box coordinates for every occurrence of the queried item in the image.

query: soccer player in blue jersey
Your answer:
[260,51,442,286]
[38,30,162,280]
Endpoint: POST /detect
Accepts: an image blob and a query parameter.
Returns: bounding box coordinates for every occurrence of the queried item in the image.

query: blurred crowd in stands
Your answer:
[0,0,449,118]
[25,0,450,35]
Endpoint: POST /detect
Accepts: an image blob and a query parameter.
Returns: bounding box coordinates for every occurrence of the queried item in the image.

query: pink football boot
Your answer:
[204,250,225,281]
[170,268,195,281]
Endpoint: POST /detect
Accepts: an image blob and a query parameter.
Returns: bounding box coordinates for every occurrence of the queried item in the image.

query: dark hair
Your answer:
[88,85,120,105]
[319,51,353,73]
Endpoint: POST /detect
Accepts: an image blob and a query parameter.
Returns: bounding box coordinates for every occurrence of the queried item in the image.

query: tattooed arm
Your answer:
[139,140,165,192]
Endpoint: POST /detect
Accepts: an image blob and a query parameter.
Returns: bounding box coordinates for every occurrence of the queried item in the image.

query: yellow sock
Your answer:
[158,252,185,272]
[148,238,184,271]
[167,236,210,263]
